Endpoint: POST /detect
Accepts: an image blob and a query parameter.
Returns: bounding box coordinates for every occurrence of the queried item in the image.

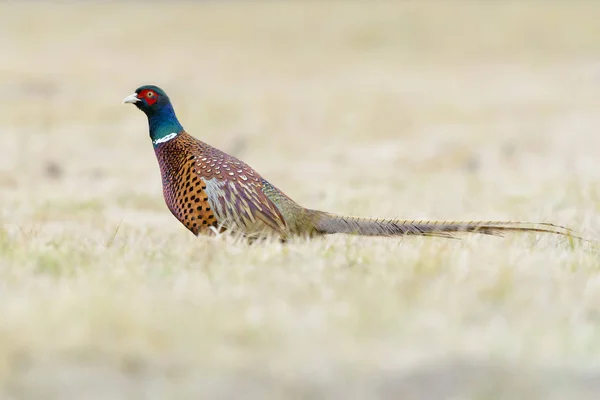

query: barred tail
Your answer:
[310,211,578,239]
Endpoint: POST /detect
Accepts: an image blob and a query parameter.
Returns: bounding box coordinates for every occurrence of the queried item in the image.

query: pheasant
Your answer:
[123,85,576,241]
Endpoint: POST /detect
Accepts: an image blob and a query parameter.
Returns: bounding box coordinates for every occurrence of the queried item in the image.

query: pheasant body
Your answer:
[154,132,310,238]
[124,85,576,241]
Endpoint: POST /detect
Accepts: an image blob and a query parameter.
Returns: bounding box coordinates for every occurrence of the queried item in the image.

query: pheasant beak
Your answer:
[122,93,141,104]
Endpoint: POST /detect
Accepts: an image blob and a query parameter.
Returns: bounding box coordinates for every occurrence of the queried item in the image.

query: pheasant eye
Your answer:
[147,91,154,98]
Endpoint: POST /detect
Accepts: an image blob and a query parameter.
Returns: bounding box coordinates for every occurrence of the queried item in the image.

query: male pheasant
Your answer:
[123,85,575,241]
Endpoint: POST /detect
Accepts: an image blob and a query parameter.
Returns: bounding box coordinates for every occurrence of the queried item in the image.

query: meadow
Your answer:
[1,2,600,399]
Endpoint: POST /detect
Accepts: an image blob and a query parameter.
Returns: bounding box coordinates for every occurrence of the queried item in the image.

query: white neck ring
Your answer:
[153,132,178,145]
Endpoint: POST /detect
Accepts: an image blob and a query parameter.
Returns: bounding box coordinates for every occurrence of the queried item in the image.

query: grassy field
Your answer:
[2,1,600,399]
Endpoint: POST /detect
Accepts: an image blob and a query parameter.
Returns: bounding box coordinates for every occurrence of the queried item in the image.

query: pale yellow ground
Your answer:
[1,2,600,399]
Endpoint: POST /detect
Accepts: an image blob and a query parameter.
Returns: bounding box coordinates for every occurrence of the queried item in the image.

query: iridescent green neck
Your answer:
[148,103,184,147]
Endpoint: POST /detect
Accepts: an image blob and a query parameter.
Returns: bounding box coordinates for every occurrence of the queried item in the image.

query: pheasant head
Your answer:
[123,85,183,146]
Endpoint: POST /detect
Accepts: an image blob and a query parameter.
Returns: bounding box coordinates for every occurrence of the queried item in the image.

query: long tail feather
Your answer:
[310,211,581,239]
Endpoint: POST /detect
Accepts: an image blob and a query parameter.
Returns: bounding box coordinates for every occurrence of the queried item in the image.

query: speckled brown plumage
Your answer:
[124,85,581,242]
[154,134,218,235]
[155,132,296,238]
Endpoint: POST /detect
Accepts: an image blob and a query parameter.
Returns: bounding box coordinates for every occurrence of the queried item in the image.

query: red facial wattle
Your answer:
[138,89,158,106]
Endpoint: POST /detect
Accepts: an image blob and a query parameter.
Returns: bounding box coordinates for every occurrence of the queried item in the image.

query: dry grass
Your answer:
[1,1,600,399]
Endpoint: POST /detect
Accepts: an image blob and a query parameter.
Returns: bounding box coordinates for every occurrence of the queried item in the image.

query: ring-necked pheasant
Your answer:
[123,85,576,241]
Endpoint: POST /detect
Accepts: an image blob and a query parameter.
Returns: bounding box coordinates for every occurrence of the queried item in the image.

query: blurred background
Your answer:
[2,1,599,228]
[2,2,600,399]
